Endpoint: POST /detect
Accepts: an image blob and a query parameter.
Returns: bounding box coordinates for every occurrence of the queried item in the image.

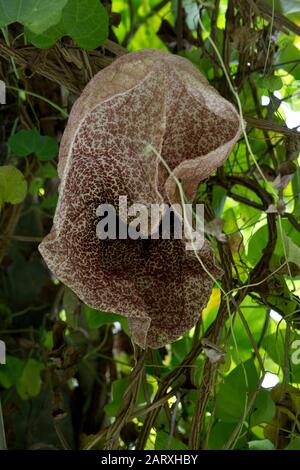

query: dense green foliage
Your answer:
[0,0,300,451]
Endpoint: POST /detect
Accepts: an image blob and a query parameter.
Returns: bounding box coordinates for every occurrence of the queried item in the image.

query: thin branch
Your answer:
[245,115,300,138]
[255,0,300,36]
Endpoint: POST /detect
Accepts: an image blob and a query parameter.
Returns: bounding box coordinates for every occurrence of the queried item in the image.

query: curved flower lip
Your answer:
[39,49,242,349]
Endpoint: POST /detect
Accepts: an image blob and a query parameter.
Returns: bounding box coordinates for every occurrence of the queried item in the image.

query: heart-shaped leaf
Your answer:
[8,128,40,157]
[0,0,68,34]
[26,0,109,49]
[9,129,58,161]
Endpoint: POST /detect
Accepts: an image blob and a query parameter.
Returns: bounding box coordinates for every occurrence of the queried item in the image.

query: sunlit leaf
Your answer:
[0,165,27,207]
[0,356,24,389]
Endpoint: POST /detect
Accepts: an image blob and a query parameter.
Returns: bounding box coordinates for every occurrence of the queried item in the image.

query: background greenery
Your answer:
[0,0,300,450]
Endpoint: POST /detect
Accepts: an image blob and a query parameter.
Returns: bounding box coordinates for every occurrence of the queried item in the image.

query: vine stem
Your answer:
[188,294,232,449]
[7,86,69,118]
[84,348,146,450]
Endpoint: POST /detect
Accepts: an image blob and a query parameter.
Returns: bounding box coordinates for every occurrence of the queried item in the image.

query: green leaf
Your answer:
[0,356,24,389]
[84,305,129,335]
[37,163,58,179]
[27,0,109,49]
[0,0,68,34]
[8,128,39,157]
[155,431,188,450]
[282,232,300,270]
[262,332,285,366]
[39,193,58,211]
[276,40,300,80]
[263,331,300,382]
[62,0,109,49]
[0,165,27,207]
[171,336,193,364]
[250,390,276,427]
[104,377,154,417]
[16,358,43,399]
[36,136,58,161]
[212,185,227,216]
[223,207,239,234]
[285,436,300,450]
[215,359,259,423]
[180,49,213,79]
[257,75,283,92]
[227,306,268,362]
[247,224,268,266]
[248,439,275,450]
[26,23,63,48]
[264,275,298,317]
[208,422,247,450]
[8,129,58,161]
[227,184,261,225]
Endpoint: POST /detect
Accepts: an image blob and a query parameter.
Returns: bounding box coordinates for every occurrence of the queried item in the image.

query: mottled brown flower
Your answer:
[39,49,241,348]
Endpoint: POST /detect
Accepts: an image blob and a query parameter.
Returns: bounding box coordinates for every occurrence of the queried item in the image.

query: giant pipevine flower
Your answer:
[39,49,241,348]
